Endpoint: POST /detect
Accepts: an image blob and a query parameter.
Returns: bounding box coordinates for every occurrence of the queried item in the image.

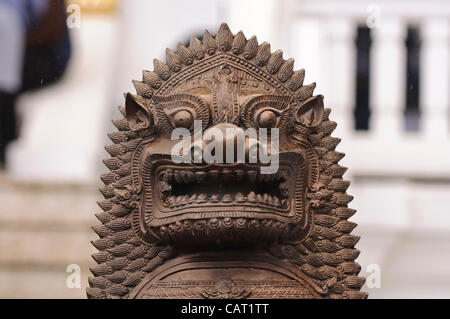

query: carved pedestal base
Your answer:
[131,252,323,299]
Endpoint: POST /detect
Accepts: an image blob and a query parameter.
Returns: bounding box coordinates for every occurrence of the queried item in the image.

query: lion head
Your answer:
[88,23,366,299]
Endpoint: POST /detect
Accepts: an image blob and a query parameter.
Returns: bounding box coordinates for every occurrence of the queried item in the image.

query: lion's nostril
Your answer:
[245,138,265,163]
[190,144,204,163]
[199,123,242,164]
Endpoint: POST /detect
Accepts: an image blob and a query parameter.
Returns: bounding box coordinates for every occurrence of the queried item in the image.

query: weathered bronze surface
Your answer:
[88,23,367,299]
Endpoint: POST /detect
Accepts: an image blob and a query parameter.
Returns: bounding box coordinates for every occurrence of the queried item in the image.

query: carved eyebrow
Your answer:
[241,94,294,129]
[241,94,294,112]
[153,94,207,109]
[152,93,211,131]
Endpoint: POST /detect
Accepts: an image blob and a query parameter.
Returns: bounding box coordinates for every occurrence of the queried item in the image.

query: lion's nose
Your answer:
[190,123,266,164]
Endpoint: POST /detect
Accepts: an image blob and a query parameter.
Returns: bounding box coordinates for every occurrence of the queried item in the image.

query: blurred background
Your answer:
[0,0,449,298]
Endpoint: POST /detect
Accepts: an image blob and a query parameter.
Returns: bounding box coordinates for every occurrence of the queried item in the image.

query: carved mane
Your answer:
[87,23,367,299]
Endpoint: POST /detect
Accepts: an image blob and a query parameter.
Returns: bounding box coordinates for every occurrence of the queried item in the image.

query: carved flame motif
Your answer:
[88,23,367,299]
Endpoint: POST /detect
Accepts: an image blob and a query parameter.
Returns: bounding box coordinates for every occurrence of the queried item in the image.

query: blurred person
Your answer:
[0,0,71,168]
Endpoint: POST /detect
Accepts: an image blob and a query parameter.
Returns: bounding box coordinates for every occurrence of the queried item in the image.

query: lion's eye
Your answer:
[172,110,193,129]
[258,110,277,128]
[254,108,282,129]
[165,107,196,130]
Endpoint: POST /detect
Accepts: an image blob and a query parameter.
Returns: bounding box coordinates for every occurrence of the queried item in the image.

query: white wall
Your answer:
[8,15,119,182]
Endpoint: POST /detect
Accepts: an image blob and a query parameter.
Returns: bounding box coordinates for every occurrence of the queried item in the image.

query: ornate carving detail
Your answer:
[139,279,317,299]
[201,279,251,299]
[88,23,367,299]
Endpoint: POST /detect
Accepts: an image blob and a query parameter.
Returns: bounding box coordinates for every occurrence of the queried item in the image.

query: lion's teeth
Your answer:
[168,196,176,207]
[273,196,280,207]
[181,171,189,183]
[166,169,174,181]
[159,181,171,198]
[195,171,206,183]
[174,171,183,183]
[160,172,169,182]
[222,194,232,202]
[210,193,220,202]
[235,192,245,202]
[196,193,207,203]
[248,191,256,202]
[186,171,195,183]
[159,166,291,209]
[176,195,184,203]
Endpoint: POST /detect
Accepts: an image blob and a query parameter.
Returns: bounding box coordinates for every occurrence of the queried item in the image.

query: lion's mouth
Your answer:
[144,152,303,227]
[156,164,292,211]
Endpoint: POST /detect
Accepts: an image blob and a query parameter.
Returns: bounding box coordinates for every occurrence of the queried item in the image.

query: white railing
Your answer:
[275,0,450,298]
[277,0,450,179]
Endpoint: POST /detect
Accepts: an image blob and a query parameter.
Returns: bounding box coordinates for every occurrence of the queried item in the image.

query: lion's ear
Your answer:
[125,93,153,131]
[294,95,324,127]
